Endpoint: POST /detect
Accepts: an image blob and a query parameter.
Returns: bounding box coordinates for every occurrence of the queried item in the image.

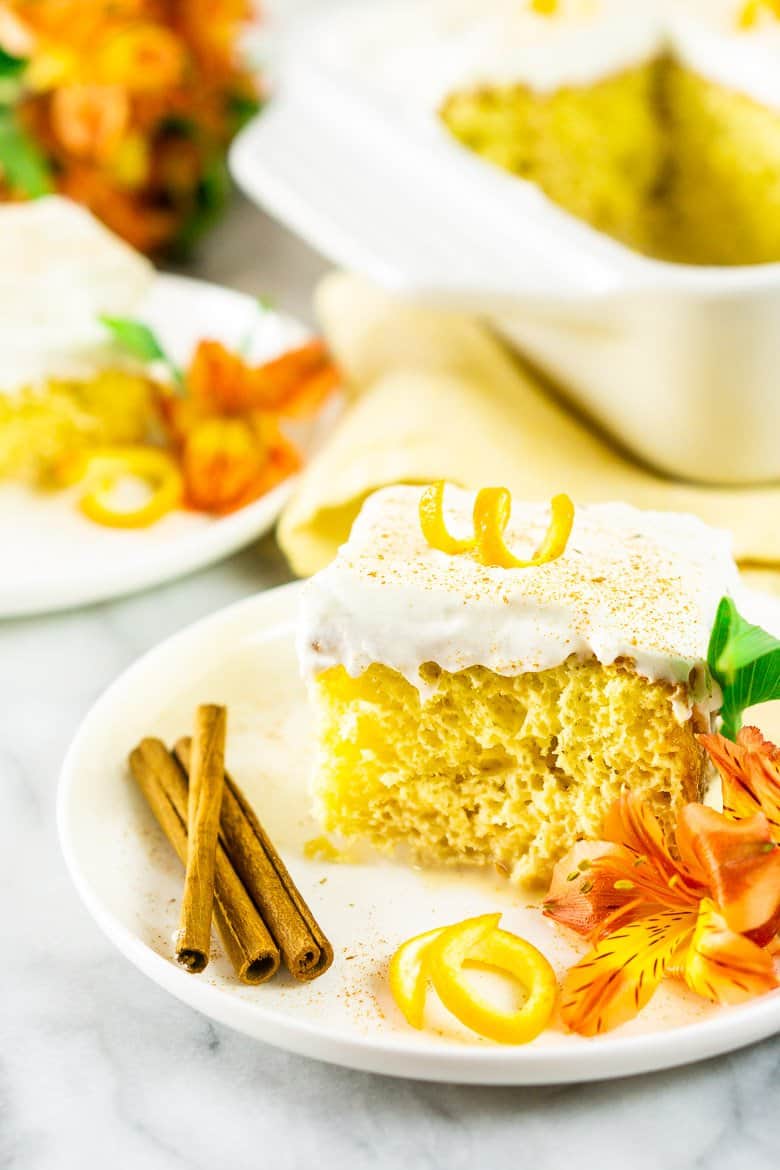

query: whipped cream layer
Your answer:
[324,0,664,107]
[322,0,780,112]
[298,486,738,717]
[670,1,780,112]
[0,197,153,392]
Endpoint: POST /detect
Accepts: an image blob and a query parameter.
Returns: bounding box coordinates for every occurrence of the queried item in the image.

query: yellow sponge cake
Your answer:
[432,0,780,265]
[298,487,737,884]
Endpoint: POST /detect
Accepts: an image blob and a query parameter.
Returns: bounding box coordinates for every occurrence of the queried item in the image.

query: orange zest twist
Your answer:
[77,445,182,528]
[419,481,574,569]
[418,480,477,555]
[389,914,557,1044]
[473,488,574,569]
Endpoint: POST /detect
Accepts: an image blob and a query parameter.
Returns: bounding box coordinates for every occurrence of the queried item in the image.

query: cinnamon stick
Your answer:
[176,705,226,973]
[175,737,333,982]
[128,738,280,984]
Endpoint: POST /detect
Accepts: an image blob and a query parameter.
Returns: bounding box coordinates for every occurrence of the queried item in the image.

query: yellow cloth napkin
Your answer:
[278,272,780,587]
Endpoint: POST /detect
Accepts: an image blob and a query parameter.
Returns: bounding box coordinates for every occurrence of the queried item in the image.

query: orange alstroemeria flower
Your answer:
[182,416,268,514]
[544,791,780,1036]
[700,727,780,840]
[677,803,780,942]
[97,24,185,91]
[0,0,259,255]
[175,0,252,76]
[186,338,340,418]
[181,415,301,515]
[245,339,337,413]
[50,84,129,162]
[187,339,249,415]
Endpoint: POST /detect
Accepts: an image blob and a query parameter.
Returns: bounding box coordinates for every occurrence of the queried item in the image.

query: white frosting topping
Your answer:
[670,1,780,112]
[298,486,738,717]
[321,0,664,106]
[319,0,780,111]
[0,196,153,392]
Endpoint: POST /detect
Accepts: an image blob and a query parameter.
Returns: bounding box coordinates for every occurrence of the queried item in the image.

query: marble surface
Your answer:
[2,22,780,1168]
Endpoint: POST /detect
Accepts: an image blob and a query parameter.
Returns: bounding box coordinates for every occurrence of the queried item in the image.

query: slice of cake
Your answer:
[437,0,665,258]
[298,485,738,884]
[433,0,780,265]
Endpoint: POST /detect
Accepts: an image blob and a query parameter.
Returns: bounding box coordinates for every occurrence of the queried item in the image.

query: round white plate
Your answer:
[0,274,338,617]
[58,583,780,1084]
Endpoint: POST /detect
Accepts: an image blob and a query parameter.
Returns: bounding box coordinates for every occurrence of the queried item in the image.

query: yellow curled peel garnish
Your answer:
[389,914,557,1044]
[473,489,574,570]
[428,914,557,1045]
[388,925,447,1029]
[419,481,476,555]
[78,445,183,529]
[419,482,574,570]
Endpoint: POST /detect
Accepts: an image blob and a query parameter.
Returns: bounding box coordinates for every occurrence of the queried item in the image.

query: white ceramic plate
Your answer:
[0,274,338,617]
[58,582,780,1084]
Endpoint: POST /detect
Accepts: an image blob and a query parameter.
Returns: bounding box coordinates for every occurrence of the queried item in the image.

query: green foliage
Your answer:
[0,108,53,197]
[99,316,184,388]
[708,596,780,740]
[0,48,26,81]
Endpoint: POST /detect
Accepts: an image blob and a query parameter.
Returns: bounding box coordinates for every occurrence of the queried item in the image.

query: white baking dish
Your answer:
[232,1,780,486]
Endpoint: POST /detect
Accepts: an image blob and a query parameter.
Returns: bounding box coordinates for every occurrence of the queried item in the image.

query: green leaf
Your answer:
[100,316,184,388]
[169,153,231,259]
[707,596,780,740]
[0,47,26,81]
[100,316,167,363]
[226,91,263,131]
[0,108,53,197]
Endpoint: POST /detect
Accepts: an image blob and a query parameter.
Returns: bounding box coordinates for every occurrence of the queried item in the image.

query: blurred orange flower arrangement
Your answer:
[0,1,260,253]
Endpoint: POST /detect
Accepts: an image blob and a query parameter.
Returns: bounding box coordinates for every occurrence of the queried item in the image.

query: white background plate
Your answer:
[0,274,337,617]
[58,582,780,1084]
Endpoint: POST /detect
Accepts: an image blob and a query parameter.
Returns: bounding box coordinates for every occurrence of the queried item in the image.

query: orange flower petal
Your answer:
[683,898,779,1005]
[544,841,644,939]
[677,804,780,937]
[604,791,705,902]
[604,791,702,888]
[182,416,267,513]
[51,84,129,162]
[97,25,184,91]
[277,363,341,419]
[545,793,704,945]
[245,339,333,412]
[186,339,250,414]
[221,427,302,514]
[560,910,697,1036]
[700,727,780,839]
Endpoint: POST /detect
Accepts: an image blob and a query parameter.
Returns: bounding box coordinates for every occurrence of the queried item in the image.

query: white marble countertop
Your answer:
[2,64,780,1170]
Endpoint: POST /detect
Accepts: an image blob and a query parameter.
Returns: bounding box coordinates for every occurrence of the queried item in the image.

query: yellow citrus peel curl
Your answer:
[418,480,477,555]
[419,482,574,570]
[389,914,557,1044]
[77,445,183,529]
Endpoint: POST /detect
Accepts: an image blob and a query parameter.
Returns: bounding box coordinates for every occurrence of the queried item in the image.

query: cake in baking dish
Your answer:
[431,0,780,265]
[298,486,738,885]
